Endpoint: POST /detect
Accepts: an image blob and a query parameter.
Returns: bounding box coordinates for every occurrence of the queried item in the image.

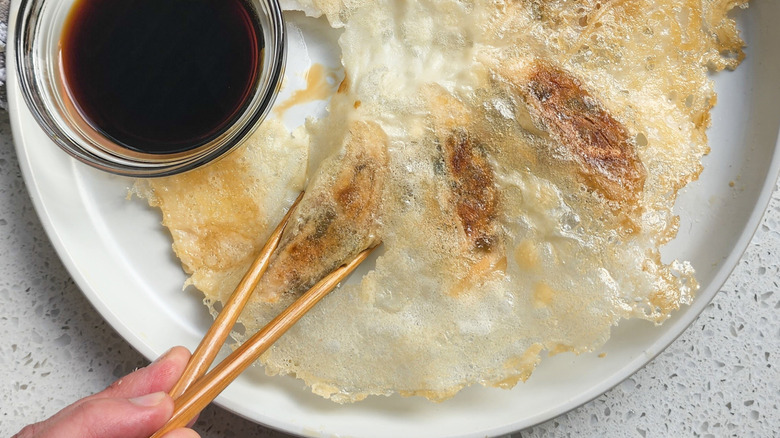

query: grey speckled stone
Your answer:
[0,106,777,437]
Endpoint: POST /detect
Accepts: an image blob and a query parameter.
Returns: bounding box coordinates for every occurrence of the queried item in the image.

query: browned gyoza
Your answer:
[501,60,647,210]
[254,120,388,303]
[425,86,505,295]
[443,127,500,252]
[439,126,507,295]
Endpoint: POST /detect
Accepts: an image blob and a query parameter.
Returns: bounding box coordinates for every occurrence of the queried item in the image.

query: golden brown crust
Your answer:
[255,120,388,302]
[425,85,502,253]
[444,128,500,252]
[136,0,749,404]
[423,86,505,296]
[507,61,647,207]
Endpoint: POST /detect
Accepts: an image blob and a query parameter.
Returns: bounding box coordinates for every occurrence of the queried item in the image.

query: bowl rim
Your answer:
[13,0,288,177]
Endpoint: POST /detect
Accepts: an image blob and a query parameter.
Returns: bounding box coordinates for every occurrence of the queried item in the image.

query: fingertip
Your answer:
[153,346,192,369]
[100,346,193,399]
[159,346,192,378]
[151,346,192,392]
[160,428,201,438]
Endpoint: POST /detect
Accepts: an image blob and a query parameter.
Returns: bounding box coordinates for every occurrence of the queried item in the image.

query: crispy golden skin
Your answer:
[255,120,388,302]
[137,0,749,404]
[440,127,507,296]
[425,86,505,295]
[443,127,500,252]
[426,86,501,253]
[503,61,647,207]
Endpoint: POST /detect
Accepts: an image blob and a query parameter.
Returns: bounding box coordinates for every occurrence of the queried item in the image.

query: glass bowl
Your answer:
[14,0,286,177]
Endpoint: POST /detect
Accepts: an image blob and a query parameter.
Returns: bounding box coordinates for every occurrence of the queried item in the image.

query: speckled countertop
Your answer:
[0,107,777,437]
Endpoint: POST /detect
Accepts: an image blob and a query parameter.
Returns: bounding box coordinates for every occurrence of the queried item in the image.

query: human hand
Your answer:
[13,346,200,438]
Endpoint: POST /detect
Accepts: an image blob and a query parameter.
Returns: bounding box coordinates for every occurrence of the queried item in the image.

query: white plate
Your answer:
[8,2,780,437]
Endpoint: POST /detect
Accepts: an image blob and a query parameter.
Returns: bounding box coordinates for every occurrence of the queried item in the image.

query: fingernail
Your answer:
[129,391,167,407]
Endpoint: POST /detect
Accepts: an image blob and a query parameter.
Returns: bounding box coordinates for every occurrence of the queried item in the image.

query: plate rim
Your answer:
[7,1,780,436]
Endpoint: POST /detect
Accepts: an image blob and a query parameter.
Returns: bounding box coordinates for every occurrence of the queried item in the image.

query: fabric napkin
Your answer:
[0,0,9,111]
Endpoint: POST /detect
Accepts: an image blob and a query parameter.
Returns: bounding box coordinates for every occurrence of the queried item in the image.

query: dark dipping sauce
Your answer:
[61,0,263,154]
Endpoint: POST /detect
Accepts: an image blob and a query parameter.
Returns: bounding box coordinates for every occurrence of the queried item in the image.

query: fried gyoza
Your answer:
[424,85,504,295]
[503,60,646,208]
[137,0,749,402]
[252,120,387,303]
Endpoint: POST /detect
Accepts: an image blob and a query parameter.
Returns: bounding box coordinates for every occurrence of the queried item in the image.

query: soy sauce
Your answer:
[61,0,263,154]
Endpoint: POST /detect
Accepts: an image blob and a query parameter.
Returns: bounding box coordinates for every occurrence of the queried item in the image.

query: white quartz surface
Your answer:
[0,109,777,437]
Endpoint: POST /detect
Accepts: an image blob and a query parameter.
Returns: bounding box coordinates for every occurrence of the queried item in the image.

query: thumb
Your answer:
[19,391,174,438]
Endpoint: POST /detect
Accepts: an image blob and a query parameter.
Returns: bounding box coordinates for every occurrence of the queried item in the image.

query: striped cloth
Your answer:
[0,0,8,110]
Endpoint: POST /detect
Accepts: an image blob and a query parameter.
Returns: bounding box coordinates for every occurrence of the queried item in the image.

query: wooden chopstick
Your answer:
[151,245,376,437]
[168,192,304,399]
